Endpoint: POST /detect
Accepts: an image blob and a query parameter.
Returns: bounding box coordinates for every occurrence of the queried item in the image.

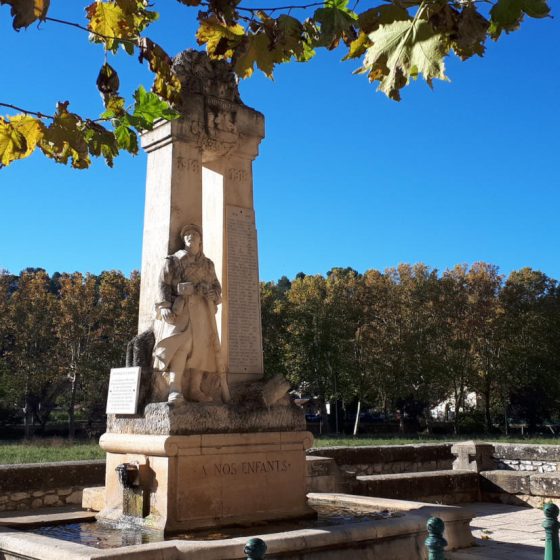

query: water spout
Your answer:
[115,463,140,489]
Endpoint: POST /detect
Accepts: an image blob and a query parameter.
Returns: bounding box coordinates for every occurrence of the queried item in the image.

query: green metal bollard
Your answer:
[425,517,447,560]
[543,502,560,560]
[244,537,267,560]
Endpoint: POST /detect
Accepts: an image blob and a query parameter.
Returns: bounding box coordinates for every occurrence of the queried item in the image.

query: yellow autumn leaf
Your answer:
[86,1,130,52]
[0,115,44,166]
[11,115,44,157]
[0,118,26,166]
[234,32,283,79]
[196,15,244,59]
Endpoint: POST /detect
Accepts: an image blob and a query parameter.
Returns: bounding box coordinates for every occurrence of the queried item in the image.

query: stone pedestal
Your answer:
[97,431,313,532]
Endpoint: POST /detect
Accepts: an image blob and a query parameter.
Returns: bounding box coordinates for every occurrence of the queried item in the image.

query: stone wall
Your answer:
[355,470,480,505]
[0,461,105,512]
[493,443,560,473]
[307,444,453,476]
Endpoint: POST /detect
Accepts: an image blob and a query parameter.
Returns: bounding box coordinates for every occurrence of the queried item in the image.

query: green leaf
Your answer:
[314,0,357,49]
[0,0,50,30]
[489,0,550,39]
[132,85,179,130]
[360,18,450,101]
[114,123,138,154]
[83,121,119,167]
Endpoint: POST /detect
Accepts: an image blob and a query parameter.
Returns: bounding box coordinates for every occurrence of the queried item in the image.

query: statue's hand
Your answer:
[160,308,176,324]
[207,288,219,302]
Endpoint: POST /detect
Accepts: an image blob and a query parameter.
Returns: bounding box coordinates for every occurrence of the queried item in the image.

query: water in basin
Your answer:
[31,503,404,549]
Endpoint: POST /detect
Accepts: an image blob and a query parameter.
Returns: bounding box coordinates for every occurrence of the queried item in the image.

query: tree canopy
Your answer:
[0,0,551,169]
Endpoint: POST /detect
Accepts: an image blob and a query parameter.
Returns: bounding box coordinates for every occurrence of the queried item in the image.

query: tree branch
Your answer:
[44,16,139,48]
[0,103,53,120]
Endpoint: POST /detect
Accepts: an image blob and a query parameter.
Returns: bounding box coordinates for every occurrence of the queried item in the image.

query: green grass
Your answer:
[1,434,559,464]
[0,439,104,465]
[312,435,560,447]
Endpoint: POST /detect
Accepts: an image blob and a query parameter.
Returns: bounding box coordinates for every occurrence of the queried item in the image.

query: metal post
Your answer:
[425,517,447,560]
[543,503,560,560]
[244,537,267,560]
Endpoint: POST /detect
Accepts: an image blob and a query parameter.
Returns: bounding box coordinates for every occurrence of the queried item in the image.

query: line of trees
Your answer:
[0,269,139,438]
[1,262,559,437]
[262,264,560,434]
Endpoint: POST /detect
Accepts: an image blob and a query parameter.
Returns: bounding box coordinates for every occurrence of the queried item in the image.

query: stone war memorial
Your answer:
[97,49,313,533]
[0,50,481,560]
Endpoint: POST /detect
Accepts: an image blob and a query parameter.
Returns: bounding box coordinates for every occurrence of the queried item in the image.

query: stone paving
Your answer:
[448,502,546,560]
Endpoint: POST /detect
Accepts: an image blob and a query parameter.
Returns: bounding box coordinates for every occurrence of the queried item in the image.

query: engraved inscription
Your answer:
[228,168,248,182]
[176,156,201,172]
[226,206,263,373]
[203,460,291,477]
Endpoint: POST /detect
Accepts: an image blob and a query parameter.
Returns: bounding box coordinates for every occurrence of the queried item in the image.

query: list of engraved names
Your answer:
[226,206,263,373]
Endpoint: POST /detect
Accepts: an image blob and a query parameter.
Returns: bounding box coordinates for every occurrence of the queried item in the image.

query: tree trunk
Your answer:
[353,400,361,436]
[23,400,33,439]
[68,377,78,440]
[483,378,492,433]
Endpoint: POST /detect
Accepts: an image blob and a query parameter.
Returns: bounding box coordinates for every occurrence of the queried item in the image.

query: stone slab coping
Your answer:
[0,505,95,528]
[356,469,475,481]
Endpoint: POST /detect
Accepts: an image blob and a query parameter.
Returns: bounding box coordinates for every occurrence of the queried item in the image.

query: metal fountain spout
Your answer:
[115,462,140,489]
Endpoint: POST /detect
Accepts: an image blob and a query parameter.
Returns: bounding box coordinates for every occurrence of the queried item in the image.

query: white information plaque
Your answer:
[106,367,141,415]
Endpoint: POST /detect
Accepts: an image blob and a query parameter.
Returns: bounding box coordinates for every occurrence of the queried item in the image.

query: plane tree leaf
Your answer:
[0,115,45,166]
[132,85,179,130]
[0,0,50,30]
[344,5,409,61]
[490,0,550,39]
[39,103,91,169]
[86,0,158,53]
[360,18,450,101]
[138,38,182,104]
[234,32,280,78]
[96,62,120,101]
[196,15,245,58]
[313,0,357,49]
[426,3,489,60]
[83,121,119,167]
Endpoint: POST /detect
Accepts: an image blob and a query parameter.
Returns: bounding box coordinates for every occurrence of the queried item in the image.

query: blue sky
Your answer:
[0,3,558,281]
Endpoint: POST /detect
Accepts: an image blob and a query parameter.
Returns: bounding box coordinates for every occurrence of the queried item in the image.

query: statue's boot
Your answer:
[190,389,213,403]
[168,378,185,405]
[168,391,185,405]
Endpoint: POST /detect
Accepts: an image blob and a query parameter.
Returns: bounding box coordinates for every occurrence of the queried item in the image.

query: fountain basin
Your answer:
[0,493,473,560]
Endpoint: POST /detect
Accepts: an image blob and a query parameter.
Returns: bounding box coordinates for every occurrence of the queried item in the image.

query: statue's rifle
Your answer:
[210,299,231,403]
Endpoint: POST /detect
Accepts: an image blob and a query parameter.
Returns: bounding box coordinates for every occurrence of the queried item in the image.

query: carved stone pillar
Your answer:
[138,50,265,381]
